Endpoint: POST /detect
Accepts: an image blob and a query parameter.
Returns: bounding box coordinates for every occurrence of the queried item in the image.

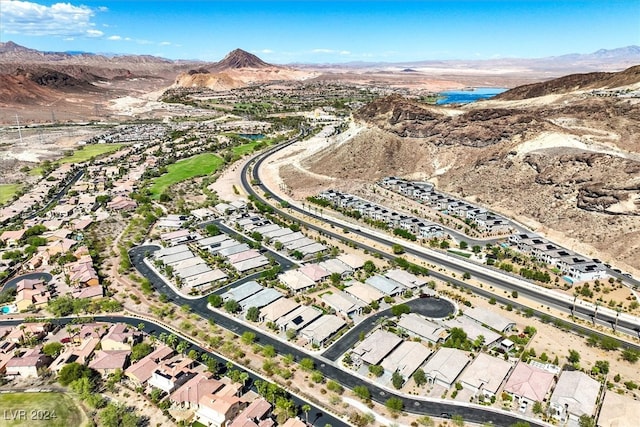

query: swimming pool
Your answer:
[1,305,16,314]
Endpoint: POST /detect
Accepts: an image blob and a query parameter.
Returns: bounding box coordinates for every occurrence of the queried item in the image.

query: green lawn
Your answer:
[448,249,472,258]
[28,166,43,177]
[0,392,86,427]
[149,153,224,198]
[232,140,266,156]
[56,143,124,165]
[0,183,22,205]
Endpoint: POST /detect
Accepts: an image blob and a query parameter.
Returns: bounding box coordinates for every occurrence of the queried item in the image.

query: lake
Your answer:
[436,87,506,105]
[237,133,265,140]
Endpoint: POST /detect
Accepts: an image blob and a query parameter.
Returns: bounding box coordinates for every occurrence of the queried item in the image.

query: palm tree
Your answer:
[302,404,311,424]
[137,322,145,331]
[572,292,579,316]
[176,340,188,355]
[158,332,168,344]
[593,301,600,324]
[166,334,178,349]
[239,372,249,388]
[615,308,621,331]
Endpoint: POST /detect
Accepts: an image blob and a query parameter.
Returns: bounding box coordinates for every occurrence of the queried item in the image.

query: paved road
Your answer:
[1,272,53,292]
[322,297,454,361]
[127,205,548,421]
[26,169,85,220]
[199,219,297,275]
[0,315,346,427]
[242,141,640,342]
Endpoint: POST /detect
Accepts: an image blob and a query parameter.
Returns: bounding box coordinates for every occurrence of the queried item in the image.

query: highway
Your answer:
[242,133,640,343]
[123,135,552,426]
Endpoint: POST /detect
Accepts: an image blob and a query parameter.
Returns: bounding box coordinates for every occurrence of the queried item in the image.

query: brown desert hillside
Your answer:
[296,70,640,273]
[174,49,315,90]
[207,48,271,72]
[496,64,640,100]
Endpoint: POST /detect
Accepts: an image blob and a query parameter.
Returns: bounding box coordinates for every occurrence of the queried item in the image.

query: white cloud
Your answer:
[260,49,274,54]
[312,48,335,54]
[86,29,103,37]
[339,50,351,55]
[107,35,122,41]
[159,41,171,46]
[0,0,105,38]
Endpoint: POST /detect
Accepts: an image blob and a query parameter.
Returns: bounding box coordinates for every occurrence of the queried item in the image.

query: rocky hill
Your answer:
[355,94,550,146]
[207,49,271,72]
[496,64,640,100]
[296,69,640,273]
[174,49,315,90]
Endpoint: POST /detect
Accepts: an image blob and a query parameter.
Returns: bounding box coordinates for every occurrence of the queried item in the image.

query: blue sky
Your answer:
[1,0,639,63]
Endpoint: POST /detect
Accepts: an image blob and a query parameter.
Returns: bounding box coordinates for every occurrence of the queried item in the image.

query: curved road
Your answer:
[129,246,548,426]
[2,272,53,292]
[0,315,346,427]
[243,137,640,342]
[126,159,551,425]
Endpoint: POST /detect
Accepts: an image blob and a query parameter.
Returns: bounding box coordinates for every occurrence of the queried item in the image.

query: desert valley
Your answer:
[0,38,640,427]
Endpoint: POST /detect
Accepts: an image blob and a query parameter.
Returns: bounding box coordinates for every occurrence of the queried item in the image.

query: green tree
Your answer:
[413,368,427,386]
[363,260,376,273]
[391,371,404,389]
[326,380,344,394]
[622,348,640,363]
[301,404,311,424]
[262,344,276,358]
[246,306,260,322]
[353,385,370,401]
[58,362,96,386]
[568,349,581,364]
[579,414,596,427]
[385,397,404,413]
[42,342,63,358]
[311,370,324,383]
[300,358,315,371]
[594,360,610,375]
[241,331,256,345]
[330,272,341,286]
[391,303,411,317]
[452,415,464,427]
[176,340,189,355]
[392,244,404,254]
[459,241,468,250]
[206,224,221,236]
[130,342,153,362]
[532,401,543,414]
[368,364,384,377]
[599,336,620,351]
[99,402,141,427]
[224,299,240,313]
[208,294,223,308]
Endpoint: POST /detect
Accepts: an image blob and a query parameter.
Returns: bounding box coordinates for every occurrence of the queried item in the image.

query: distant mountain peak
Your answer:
[212,48,271,70]
[0,41,37,54]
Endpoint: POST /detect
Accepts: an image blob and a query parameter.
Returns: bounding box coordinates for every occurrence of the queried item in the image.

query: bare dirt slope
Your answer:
[294,71,640,273]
